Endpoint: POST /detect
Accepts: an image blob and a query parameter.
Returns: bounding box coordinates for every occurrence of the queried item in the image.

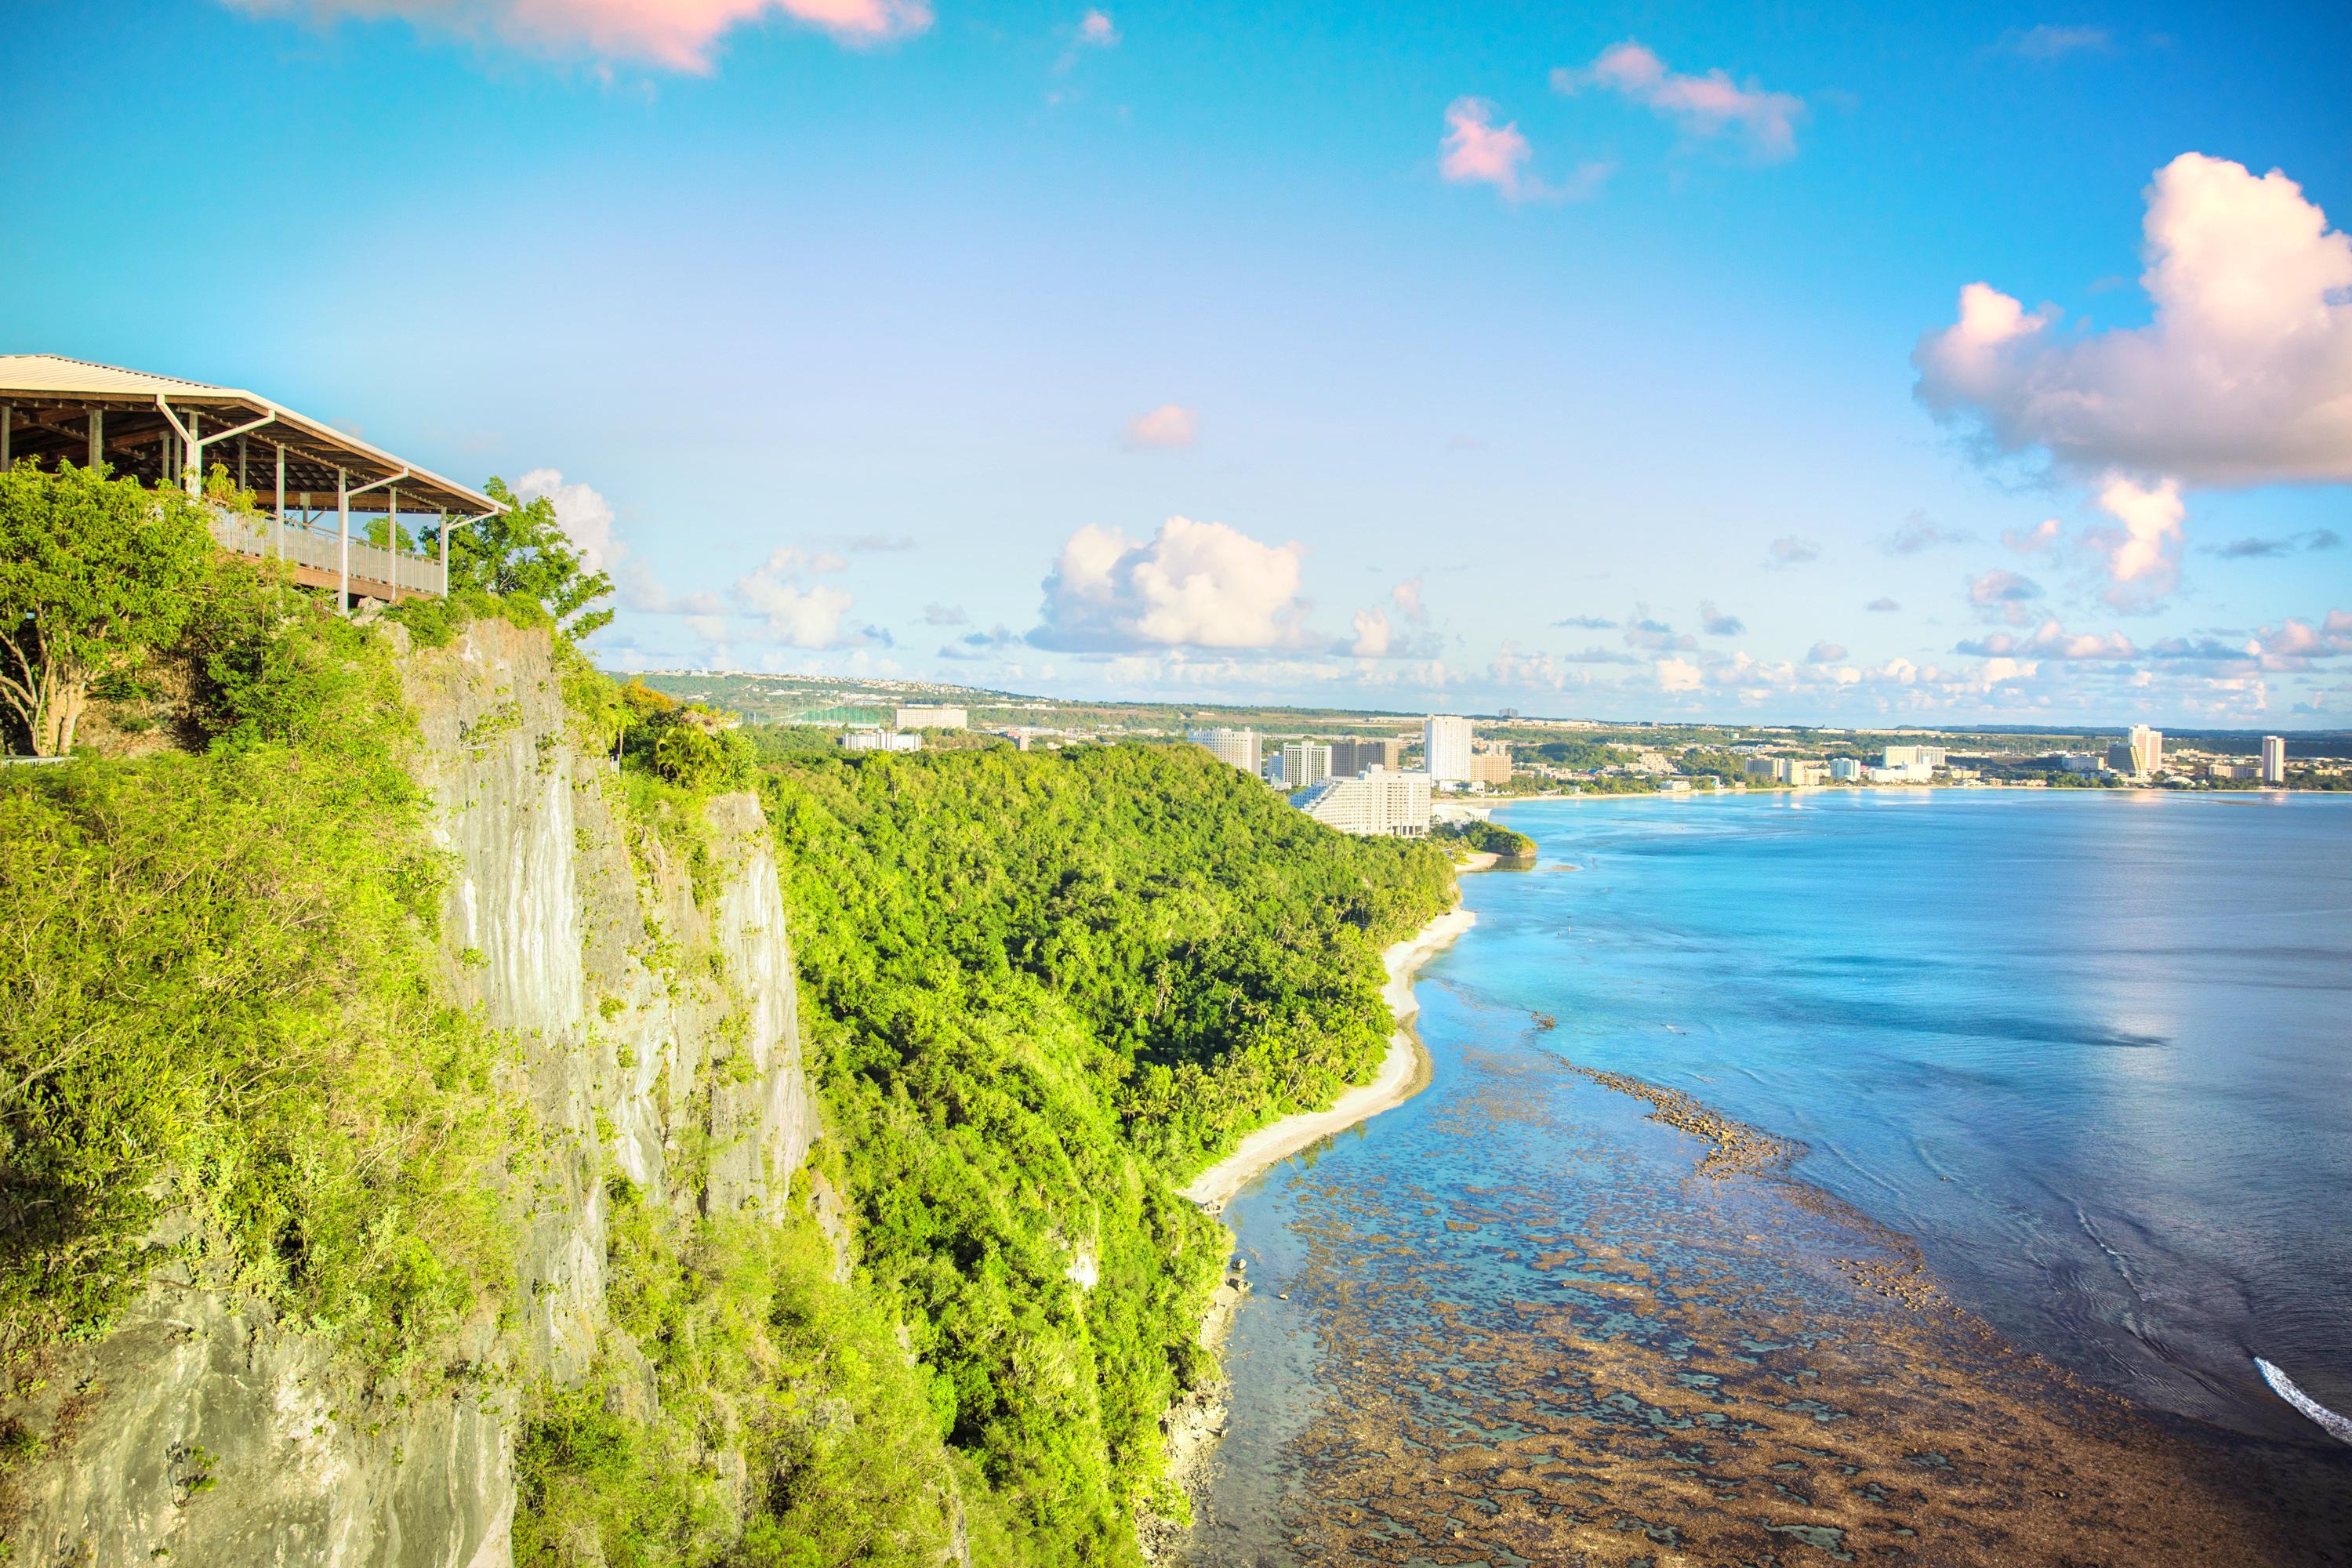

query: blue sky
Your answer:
[6,0,2349,724]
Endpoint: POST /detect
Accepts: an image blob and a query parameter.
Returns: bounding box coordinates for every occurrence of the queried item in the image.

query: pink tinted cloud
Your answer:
[227,0,931,71]
[1555,41,1805,161]
[1914,154,2352,486]
[1440,98,1534,197]
[1438,99,1610,202]
[1123,404,1197,450]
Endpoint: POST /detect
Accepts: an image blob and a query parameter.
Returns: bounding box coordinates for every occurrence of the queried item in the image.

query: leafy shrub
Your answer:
[0,582,520,1370]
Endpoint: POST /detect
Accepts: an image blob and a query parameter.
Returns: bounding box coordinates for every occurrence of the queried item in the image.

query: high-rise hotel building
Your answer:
[1188,726,1261,776]
[1280,740,1334,792]
[1423,714,1475,783]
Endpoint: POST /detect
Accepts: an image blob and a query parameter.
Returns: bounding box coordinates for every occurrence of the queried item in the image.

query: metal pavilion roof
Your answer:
[0,354,500,517]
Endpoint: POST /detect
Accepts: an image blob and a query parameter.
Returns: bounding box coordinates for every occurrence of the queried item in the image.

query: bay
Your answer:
[1189,790,2352,1566]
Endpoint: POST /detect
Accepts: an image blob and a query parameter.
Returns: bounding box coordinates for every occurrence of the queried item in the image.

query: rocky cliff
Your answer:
[1,619,816,1566]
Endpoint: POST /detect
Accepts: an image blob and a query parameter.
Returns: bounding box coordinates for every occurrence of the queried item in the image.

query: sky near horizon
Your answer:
[5,0,2350,725]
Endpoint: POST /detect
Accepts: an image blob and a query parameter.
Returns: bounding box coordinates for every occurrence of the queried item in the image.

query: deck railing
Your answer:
[207,506,443,597]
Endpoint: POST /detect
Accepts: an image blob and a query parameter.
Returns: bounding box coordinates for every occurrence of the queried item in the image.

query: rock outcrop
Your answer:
[0,619,815,1566]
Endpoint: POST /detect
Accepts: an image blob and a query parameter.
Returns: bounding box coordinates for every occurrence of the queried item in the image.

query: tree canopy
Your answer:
[438,478,615,641]
[0,463,215,755]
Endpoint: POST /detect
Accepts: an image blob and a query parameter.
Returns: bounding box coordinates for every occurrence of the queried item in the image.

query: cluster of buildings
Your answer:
[2061,728,2292,786]
[835,702,969,753]
[1188,713,1518,837]
[1740,728,2305,789]
[1750,744,1946,787]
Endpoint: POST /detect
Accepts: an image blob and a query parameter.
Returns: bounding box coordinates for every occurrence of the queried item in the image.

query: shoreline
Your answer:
[1178,902,1475,1213]
[1145,895,1479,1559]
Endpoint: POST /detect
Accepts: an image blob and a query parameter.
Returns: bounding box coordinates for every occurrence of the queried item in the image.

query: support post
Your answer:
[2,405,9,469]
[274,445,286,559]
[337,466,350,613]
[439,511,450,598]
[388,485,400,593]
[237,434,247,492]
[185,410,201,495]
[86,408,103,470]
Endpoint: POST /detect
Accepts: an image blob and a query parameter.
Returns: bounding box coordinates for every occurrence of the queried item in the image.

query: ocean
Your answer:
[1189,789,2352,1565]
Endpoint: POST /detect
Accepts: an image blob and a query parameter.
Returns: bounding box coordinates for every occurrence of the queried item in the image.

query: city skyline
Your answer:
[7,0,2348,724]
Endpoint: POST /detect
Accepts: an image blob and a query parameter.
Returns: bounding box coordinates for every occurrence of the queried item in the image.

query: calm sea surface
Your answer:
[1193,789,2352,1563]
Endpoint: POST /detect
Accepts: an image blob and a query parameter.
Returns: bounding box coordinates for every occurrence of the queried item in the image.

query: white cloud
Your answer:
[1767,535,1821,568]
[2003,517,2063,554]
[734,548,858,647]
[1392,577,1428,623]
[513,467,619,574]
[2085,475,2186,609]
[1914,153,2352,487]
[1348,608,1392,658]
[1656,656,1702,692]
[1806,641,1847,663]
[1123,403,1197,450]
[1032,516,1310,652]
[1955,619,2136,660]
[1554,40,1804,161]
[1699,601,1744,635]
[226,0,931,71]
[1865,596,1901,612]
[1075,8,1116,46]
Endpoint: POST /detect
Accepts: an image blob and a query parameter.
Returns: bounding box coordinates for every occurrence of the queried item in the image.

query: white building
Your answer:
[841,729,922,753]
[2262,734,2286,784]
[2111,724,2163,778]
[1883,744,1947,771]
[1294,768,1432,837]
[1828,757,1863,782]
[1423,715,1475,783]
[894,705,967,730]
[1744,757,1790,783]
[1788,760,1828,788]
[1188,725,1262,776]
[1281,740,1334,792]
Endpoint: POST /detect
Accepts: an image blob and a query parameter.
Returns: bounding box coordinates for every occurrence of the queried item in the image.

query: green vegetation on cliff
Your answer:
[0,481,519,1371]
[762,745,1453,1560]
[1,463,1457,1565]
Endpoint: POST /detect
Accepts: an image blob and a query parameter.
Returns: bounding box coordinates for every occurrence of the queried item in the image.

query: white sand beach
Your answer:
[1178,903,1475,1211]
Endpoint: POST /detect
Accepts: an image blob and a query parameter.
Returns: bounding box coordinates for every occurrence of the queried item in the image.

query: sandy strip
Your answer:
[1178,904,1476,1212]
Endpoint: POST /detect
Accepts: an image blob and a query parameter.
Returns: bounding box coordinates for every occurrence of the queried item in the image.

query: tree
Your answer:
[0,463,214,756]
[437,478,614,641]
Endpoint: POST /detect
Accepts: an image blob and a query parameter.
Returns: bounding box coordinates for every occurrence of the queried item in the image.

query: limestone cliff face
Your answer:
[2,619,816,1567]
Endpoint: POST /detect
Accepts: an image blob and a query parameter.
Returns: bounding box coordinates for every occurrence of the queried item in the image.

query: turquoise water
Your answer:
[1468,789,2352,1438]
[1193,789,2352,1561]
